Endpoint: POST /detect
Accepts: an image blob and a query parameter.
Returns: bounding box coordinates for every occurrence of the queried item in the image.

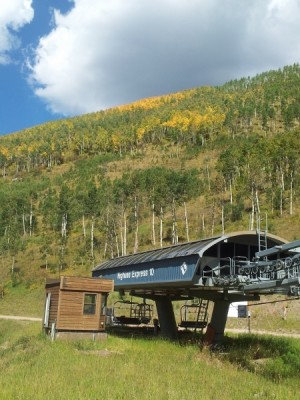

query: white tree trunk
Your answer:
[91,216,94,259]
[29,201,33,237]
[152,202,156,246]
[11,255,15,274]
[134,195,139,254]
[123,210,127,256]
[114,222,120,258]
[255,188,260,216]
[206,163,211,191]
[229,179,233,205]
[280,169,284,216]
[120,215,124,256]
[61,214,67,238]
[22,211,26,236]
[250,186,255,230]
[211,204,215,236]
[221,205,225,235]
[171,198,178,245]
[160,207,163,248]
[184,201,189,242]
[82,214,86,238]
[290,172,294,216]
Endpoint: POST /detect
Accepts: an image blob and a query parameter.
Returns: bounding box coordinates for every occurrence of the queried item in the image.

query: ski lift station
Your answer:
[92,231,300,344]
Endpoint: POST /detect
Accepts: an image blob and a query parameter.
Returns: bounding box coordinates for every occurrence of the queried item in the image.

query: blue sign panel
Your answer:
[92,254,199,288]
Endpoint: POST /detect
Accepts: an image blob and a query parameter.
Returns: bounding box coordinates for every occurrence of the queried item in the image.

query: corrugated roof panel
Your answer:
[93,236,222,272]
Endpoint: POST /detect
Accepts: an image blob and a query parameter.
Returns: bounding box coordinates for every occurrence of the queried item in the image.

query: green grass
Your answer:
[220,334,300,382]
[0,320,300,400]
[1,284,300,399]
[0,284,44,317]
[224,294,300,334]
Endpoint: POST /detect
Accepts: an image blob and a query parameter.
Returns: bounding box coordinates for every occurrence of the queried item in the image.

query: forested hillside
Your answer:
[1,64,300,287]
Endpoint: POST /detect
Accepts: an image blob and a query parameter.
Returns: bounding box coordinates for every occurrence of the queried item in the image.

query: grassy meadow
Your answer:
[1,319,300,400]
[0,286,300,400]
[1,285,300,399]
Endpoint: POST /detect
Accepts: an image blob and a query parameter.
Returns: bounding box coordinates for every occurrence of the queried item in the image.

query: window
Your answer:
[83,293,97,315]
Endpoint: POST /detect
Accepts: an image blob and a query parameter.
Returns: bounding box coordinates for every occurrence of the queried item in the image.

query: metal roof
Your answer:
[92,231,294,298]
[93,231,287,273]
[93,235,223,272]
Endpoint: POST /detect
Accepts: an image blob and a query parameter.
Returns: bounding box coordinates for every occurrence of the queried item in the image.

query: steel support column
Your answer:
[155,297,178,340]
[204,299,230,345]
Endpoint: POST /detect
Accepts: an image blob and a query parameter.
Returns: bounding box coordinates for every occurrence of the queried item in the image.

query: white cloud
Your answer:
[0,0,34,64]
[29,0,300,116]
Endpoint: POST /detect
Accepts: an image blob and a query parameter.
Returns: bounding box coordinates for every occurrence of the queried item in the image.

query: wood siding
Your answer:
[56,291,105,331]
[44,276,113,332]
[60,276,114,293]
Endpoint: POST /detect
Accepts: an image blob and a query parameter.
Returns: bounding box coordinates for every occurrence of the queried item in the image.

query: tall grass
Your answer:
[0,320,299,400]
[0,284,44,317]
[220,334,300,382]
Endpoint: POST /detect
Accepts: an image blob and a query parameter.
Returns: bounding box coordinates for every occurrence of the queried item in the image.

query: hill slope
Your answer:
[1,64,300,287]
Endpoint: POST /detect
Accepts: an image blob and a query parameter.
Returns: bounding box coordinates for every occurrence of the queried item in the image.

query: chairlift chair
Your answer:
[178,299,209,332]
[112,298,153,325]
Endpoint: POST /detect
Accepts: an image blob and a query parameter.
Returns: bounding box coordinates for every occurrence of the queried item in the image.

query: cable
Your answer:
[248,297,300,307]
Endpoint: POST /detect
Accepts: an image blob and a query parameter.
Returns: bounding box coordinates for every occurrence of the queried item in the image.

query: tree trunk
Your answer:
[133,195,139,254]
[22,211,26,236]
[11,255,15,274]
[184,201,189,242]
[60,245,65,270]
[255,188,260,216]
[221,204,225,235]
[229,179,233,205]
[280,169,284,216]
[206,163,211,191]
[171,197,178,245]
[103,209,109,258]
[114,221,120,258]
[290,172,294,216]
[250,186,255,230]
[29,201,33,237]
[202,213,205,234]
[160,207,164,248]
[211,203,215,236]
[90,215,94,260]
[120,215,124,256]
[123,210,127,256]
[82,214,86,238]
[152,202,156,246]
[61,214,67,238]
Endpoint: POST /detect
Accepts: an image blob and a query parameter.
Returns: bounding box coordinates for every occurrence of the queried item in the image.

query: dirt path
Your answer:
[225,328,300,339]
[1,315,300,338]
[0,314,42,322]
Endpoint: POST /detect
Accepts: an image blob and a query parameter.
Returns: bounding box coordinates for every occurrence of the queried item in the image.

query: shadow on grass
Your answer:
[215,334,300,382]
[107,325,300,382]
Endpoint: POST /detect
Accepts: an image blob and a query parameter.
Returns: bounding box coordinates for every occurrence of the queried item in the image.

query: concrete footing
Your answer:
[54,331,108,341]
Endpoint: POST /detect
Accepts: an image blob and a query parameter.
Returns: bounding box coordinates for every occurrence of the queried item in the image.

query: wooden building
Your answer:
[43,276,114,336]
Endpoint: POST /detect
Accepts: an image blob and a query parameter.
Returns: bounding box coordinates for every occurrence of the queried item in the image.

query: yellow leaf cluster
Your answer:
[111,133,121,150]
[162,107,225,133]
[0,146,9,158]
[136,127,146,141]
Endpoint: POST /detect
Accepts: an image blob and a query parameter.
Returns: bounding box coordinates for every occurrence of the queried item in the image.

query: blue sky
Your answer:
[1,0,300,136]
[0,1,72,135]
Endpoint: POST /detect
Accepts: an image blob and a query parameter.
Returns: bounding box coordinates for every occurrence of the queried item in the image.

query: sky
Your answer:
[0,0,300,136]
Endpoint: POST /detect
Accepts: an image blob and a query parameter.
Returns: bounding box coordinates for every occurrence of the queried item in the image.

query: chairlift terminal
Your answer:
[92,231,300,344]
